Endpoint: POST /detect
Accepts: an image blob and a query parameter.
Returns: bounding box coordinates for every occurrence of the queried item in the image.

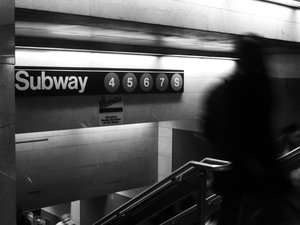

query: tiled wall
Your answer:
[16,123,158,210]
[0,0,15,224]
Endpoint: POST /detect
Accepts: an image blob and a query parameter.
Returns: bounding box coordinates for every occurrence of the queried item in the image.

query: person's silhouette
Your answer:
[203,34,291,225]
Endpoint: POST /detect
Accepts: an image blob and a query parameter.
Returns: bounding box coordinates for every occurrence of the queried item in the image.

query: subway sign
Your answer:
[15,67,184,97]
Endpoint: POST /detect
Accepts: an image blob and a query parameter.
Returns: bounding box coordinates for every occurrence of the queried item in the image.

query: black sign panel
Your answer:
[15,67,184,97]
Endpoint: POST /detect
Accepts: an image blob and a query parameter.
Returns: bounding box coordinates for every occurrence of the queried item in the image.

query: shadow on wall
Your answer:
[172,128,217,171]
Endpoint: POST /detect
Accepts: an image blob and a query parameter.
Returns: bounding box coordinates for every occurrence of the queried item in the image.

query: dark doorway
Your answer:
[172,129,216,171]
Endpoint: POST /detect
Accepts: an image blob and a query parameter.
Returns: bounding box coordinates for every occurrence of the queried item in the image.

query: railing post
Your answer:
[196,171,206,225]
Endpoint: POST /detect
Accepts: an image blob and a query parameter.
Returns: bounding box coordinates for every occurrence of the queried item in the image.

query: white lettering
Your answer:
[15,70,30,91]
[175,77,180,87]
[68,76,78,90]
[53,76,69,90]
[78,76,88,93]
[30,76,41,90]
[41,71,53,90]
[15,70,88,93]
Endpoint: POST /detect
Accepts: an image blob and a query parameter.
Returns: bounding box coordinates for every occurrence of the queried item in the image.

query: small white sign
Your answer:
[99,95,123,126]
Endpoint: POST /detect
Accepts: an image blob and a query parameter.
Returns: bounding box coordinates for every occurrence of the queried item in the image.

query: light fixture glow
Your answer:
[15,46,236,79]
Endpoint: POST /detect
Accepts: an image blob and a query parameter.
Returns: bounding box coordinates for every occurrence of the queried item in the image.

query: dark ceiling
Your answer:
[15,8,300,57]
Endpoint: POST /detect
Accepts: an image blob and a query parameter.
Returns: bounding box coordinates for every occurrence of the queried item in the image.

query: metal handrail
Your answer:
[93,158,231,225]
[159,194,222,225]
[277,146,300,162]
[156,147,300,225]
[198,158,232,171]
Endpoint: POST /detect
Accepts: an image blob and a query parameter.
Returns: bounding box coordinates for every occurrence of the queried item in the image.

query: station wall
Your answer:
[15,49,300,134]
[16,123,158,210]
[15,48,235,133]
[15,48,300,211]
[267,54,300,132]
[13,0,300,222]
[15,48,234,209]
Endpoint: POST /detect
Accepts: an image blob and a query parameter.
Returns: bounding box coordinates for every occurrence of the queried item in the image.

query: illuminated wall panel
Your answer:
[15,49,235,132]
[16,123,158,210]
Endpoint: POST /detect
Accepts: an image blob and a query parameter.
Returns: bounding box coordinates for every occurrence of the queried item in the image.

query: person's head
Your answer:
[279,123,300,150]
[280,123,299,136]
[235,34,266,74]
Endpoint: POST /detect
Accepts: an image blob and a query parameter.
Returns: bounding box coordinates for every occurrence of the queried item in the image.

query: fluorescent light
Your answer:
[15,46,164,56]
[15,47,236,79]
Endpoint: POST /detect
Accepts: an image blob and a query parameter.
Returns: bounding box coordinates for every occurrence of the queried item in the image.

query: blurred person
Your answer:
[203,34,292,225]
[56,213,75,225]
[277,123,300,155]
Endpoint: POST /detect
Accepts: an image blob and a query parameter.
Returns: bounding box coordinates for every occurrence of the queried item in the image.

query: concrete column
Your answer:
[158,123,172,181]
[0,0,15,224]
[71,201,80,225]
[158,120,202,180]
